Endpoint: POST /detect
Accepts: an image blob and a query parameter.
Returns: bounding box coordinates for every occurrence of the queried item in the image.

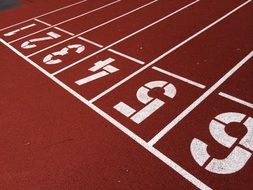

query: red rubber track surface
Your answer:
[0,0,252,189]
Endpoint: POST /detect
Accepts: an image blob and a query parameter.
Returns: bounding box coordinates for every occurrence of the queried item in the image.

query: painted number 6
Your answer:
[191,112,253,174]
[114,80,177,124]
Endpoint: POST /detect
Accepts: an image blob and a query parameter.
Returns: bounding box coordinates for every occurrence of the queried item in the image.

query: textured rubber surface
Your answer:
[0,0,252,189]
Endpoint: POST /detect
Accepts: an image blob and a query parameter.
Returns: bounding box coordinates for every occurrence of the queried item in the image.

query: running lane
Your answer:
[91,1,252,143]
[81,0,195,46]
[0,0,87,31]
[57,0,153,34]
[0,40,196,190]
[39,0,116,25]
[152,4,253,190]
[108,0,248,62]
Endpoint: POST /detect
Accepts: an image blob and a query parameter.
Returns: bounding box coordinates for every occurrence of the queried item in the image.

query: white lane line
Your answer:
[50,0,200,76]
[28,0,160,57]
[78,37,145,64]
[78,36,104,48]
[0,0,88,31]
[152,66,206,89]
[89,0,252,104]
[9,0,121,44]
[219,92,253,109]
[0,38,212,190]
[54,26,75,36]
[34,18,51,27]
[148,51,253,146]
[76,36,146,64]
[108,49,145,65]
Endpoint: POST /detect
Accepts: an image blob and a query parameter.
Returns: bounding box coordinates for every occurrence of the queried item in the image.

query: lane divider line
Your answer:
[49,0,201,76]
[148,50,253,146]
[34,18,51,27]
[0,38,212,190]
[219,92,253,109]
[54,26,75,36]
[9,0,122,44]
[78,36,103,48]
[0,0,88,31]
[27,0,160,57]
[108,49,145,65]
[88,0,251,104]
[152,66,206,89]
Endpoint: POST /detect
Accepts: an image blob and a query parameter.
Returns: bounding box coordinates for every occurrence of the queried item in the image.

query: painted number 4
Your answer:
[191,112,253,174]
[75,58,119,85]
[114,81,177,124]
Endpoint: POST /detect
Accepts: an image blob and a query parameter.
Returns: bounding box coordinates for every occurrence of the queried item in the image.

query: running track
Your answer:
[0,0,252,189]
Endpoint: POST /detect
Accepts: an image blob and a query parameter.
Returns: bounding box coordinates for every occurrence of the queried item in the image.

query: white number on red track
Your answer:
[191,112,253,174]
[43,44,85,65]
[114,81,177,124]
[4,23,36,37]
[75,58,119,85]
[21,31,61,49]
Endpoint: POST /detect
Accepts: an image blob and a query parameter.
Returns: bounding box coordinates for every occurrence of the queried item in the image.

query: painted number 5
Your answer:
[114,81,177,124]
[191,112,253,174]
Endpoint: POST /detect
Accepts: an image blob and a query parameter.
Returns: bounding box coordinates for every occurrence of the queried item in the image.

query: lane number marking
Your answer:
[114,81,177,124]
[191,112,253,174]
[43,44,85,65]
[21,31,61,49]
[75,58,119,85]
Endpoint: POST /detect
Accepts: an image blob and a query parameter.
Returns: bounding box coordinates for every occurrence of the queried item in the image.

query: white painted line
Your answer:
[74,0,159,35]
[34,19,76,37]
[54,26,75,36]
[89,0,251,104]
[27,0,159,57]
[9,0,121,44]
[148,51,253,146]
[108,49,145,65]
[0,0,88,31]
[50,0,200,76]
[0,38,212,190]
[152,66,206,89]
[34,18,51,27]
[78,36,103,48]
[77,36,145,65]
[219,92,253,109]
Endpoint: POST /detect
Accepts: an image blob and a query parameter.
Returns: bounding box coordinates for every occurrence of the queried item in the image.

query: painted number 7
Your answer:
[114,81,177,124]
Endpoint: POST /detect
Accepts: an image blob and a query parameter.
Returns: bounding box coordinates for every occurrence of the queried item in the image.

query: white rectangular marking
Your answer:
[108,49,145,65]
[152,66,206,89]
[114,102,136,117]
[9,0,121,44]
[219,92,253,109]
[27,0,160,57]
[0,38,212,190]
[0,0,88,31]
[89,0,251,104]
[51,0,201,76]
[148,51,253,146]
[34,18,51,27]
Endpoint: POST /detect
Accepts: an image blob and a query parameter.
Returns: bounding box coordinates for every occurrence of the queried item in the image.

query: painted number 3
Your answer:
[43,44,85,65]
[191,112,253,174]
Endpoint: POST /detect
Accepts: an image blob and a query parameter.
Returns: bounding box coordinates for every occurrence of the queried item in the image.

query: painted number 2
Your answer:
[114,81,177,124]
[21,31,61,49]
[191,112,253,174]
